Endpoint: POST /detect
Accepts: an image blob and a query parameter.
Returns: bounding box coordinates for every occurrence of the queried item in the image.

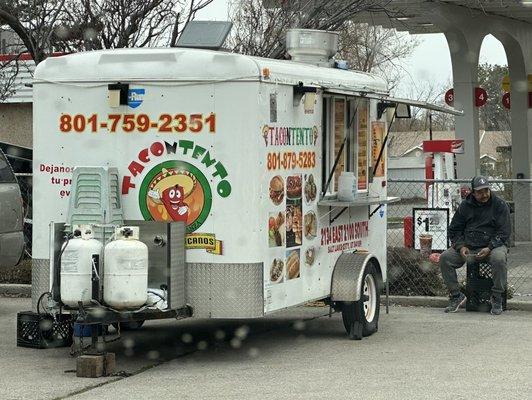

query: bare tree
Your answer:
[337,22,419,90]
[229,0,402,59]
[0,0,214,99]
[56,0,214,51]
[229,0,297,57]
[392,80,453,132]
[0,56,20,101]
[0,0,215,61]
[0,32,25,101]
[0,0,66,64]
[229,0,419,94]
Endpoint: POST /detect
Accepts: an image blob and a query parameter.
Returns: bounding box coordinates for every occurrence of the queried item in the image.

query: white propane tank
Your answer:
[337,171,357,201]
[103,226,148,309]
[60,226,103,307]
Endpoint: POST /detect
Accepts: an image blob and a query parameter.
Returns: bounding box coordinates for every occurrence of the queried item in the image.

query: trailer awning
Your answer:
[323,88,463,116]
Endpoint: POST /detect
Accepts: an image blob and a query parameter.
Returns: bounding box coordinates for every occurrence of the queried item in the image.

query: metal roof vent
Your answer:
[286,29,339,67]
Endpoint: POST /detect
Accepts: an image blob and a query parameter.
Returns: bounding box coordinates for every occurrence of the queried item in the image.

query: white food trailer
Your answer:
[29,29,460,345]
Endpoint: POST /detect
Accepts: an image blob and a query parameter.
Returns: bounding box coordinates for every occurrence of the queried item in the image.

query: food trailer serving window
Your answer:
[322,95,369,195]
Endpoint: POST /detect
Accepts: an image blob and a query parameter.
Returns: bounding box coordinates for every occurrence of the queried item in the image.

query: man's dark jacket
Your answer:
[449,192,510,250]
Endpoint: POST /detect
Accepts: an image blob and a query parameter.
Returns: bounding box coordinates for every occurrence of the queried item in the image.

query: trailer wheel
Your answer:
[341,262,380,340]
[112,320,145,331]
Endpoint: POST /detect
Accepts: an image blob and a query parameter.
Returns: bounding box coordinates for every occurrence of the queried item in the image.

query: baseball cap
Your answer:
[471,176,490,191]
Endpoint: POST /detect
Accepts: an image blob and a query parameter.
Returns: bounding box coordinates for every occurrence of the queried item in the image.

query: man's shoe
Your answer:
[444,292,467,313]
[491,296,503,315]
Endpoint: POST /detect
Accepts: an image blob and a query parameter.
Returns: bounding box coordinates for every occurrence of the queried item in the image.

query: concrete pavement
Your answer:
[1,298,531,399]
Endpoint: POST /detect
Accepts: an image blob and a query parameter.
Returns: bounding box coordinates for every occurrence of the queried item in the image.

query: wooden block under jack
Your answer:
[77,355,104,378]
[104,353,116,376]
[76,353,116,378]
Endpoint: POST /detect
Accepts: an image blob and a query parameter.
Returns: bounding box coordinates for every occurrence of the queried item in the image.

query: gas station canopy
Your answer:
[351,0,532,34]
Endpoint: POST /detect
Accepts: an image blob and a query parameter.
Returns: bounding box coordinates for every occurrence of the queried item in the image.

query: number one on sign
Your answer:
[417,216,430,232]
[502,92,511,109]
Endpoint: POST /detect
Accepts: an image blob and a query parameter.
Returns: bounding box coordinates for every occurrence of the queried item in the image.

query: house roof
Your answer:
[480,131,511,158]
[388,130,455,157]
[0,53,65,104]
[0,55,35,103]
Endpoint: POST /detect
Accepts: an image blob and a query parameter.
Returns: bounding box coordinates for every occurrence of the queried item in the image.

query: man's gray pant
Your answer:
[439,246,508,297]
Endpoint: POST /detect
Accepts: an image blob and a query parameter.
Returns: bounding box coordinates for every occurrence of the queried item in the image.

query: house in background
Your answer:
[388,130,512,181]
[0,28,36,173]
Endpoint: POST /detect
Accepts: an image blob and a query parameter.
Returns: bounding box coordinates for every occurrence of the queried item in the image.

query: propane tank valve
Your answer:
[122,227,133,238]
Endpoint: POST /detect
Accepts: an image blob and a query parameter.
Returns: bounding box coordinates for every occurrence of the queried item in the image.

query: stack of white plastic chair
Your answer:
[66,166,124,244]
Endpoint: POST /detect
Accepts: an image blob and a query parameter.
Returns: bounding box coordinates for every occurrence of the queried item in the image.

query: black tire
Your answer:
[112,320,145,331]
[341,262,380,339]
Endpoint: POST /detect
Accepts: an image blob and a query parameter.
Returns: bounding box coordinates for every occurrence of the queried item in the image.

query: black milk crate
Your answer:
[465,261,507,312]
[17,311,73,349]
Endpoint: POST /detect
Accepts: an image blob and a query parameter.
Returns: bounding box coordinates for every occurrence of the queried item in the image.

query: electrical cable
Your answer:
[147,290,166,302]
[37,291,53,316]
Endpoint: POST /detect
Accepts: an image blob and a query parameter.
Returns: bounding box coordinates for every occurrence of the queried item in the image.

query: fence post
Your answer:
[513,181,531,241]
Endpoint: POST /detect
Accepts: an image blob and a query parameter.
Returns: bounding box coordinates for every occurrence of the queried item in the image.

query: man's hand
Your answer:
[476,247,491,260]
[460,247,470,259]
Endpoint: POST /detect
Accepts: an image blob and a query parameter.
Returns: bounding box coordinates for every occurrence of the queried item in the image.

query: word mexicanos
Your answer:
[321,221,369,253]
[263,125,318,147]
[122,140,231,197]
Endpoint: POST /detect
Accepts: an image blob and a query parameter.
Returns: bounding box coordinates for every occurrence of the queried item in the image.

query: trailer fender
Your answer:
[330,253,380,302]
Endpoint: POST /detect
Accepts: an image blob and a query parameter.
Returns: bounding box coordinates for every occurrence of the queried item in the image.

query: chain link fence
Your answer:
[16,173,32,258]
[387,179,532,300]
[13,174,532,300]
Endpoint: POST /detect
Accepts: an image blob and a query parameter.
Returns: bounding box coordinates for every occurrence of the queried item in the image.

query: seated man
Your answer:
[439,176,510,315]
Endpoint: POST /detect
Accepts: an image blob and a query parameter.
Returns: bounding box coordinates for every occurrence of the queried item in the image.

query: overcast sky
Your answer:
[196,1,509,97]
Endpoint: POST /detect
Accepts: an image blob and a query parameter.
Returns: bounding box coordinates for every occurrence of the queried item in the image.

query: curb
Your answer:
[0,284,31,298]
[385,295,532,312]
[2,287,531,312]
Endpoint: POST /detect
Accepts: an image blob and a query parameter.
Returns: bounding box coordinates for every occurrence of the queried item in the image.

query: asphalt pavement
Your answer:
[0,298,531,400]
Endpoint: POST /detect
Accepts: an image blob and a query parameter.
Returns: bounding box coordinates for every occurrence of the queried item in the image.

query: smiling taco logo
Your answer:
[139,161,211,232]
[122,140,231,251]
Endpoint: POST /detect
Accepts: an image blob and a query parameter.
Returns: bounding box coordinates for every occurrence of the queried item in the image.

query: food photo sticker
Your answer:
[268,211,285,247]
[305,246,316,267]
[304,211,317,240]
[286,201,302,248]
[286,174,302,200]
[286,174,303,248]
[269,175,285,205]
[286,249,301,280]
[270,258,284,284]
[304,174,317,204]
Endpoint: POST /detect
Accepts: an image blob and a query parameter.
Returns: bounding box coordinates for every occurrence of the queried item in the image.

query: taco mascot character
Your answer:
[159,184,189,222]
[147,168,197,223]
